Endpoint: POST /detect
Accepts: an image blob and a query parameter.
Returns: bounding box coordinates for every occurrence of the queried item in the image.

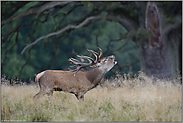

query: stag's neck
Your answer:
[85,67,105,88]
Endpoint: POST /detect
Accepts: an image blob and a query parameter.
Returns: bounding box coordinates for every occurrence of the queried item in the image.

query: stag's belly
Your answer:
[53,88,62,91]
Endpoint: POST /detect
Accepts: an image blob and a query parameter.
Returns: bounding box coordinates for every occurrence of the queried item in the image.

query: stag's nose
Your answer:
[110,55,115,59]
[110,55,117,64]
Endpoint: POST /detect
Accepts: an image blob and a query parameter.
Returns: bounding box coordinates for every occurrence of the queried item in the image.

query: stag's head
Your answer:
[69,47,117,75]
[96,55,117,73]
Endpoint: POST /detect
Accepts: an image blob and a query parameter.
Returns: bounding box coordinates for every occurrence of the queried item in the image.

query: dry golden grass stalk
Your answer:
[1,73,182,122]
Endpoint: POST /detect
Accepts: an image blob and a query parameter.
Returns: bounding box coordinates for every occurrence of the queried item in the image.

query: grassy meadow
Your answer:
[1,73,182,122]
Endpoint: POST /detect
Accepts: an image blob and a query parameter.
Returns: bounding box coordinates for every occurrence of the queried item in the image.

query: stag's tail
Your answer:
[35,71,45,82]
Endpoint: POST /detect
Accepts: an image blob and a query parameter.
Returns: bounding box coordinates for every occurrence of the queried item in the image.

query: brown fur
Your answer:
[33,55,117,101]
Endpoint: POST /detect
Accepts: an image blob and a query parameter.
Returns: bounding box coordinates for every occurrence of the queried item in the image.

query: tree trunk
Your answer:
[142,37,172,79]
[142,2,172,79]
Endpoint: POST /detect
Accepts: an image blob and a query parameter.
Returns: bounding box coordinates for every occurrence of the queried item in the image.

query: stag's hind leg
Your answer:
[33,89,47,100]
[33,88,54,100]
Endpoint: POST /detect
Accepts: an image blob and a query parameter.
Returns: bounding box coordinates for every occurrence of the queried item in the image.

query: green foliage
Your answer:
[1,1,181,81]
[1,1,29,20]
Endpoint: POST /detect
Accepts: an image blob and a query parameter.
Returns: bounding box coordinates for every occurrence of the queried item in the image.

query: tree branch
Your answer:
[2,30,20,70]
[106,15,138,32]
[134,2,146,28]
[2,1,72,26]
[163,17,182,36]
[21,16,106,54]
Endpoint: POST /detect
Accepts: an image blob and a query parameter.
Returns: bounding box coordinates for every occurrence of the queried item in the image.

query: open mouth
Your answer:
[108,55,117,65]
[114,61,117,65]
[111,55,117,65]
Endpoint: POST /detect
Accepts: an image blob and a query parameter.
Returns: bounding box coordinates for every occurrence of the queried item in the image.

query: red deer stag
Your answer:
[33,47,117,101]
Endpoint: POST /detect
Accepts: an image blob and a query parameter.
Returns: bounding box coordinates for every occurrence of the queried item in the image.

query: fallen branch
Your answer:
[21,16,106,54]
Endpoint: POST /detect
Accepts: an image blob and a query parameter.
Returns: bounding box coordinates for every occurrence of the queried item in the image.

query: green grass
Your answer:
[1,73,182,122]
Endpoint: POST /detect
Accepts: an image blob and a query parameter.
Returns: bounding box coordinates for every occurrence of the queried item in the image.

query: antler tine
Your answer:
[87,49,98,62]
[69,58,80,63]
[97,47,103,59]
[68,58,81,65]
[68,66,82,77]
[69,65,77,68]
[68,47,103,76]
[77,55,95,63]
[87,48,102,63]
[72,66,82,76]
[68,55,95,75]
[69,57,94,67]
[87,49,98,56]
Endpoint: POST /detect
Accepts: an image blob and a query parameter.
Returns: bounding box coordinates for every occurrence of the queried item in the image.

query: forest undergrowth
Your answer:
[1,72,182,122]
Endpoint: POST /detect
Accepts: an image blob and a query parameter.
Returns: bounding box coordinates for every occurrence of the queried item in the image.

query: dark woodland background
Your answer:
[1,1,182,83]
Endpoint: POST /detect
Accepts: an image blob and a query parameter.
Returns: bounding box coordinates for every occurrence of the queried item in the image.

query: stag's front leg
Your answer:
[33,89,47,100]
[47,89,54,100]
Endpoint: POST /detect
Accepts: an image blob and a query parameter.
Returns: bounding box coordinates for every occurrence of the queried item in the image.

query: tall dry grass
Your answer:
[1,72,182,122]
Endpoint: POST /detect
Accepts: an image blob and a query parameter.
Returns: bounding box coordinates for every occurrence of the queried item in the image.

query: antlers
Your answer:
[68,47,103,75]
